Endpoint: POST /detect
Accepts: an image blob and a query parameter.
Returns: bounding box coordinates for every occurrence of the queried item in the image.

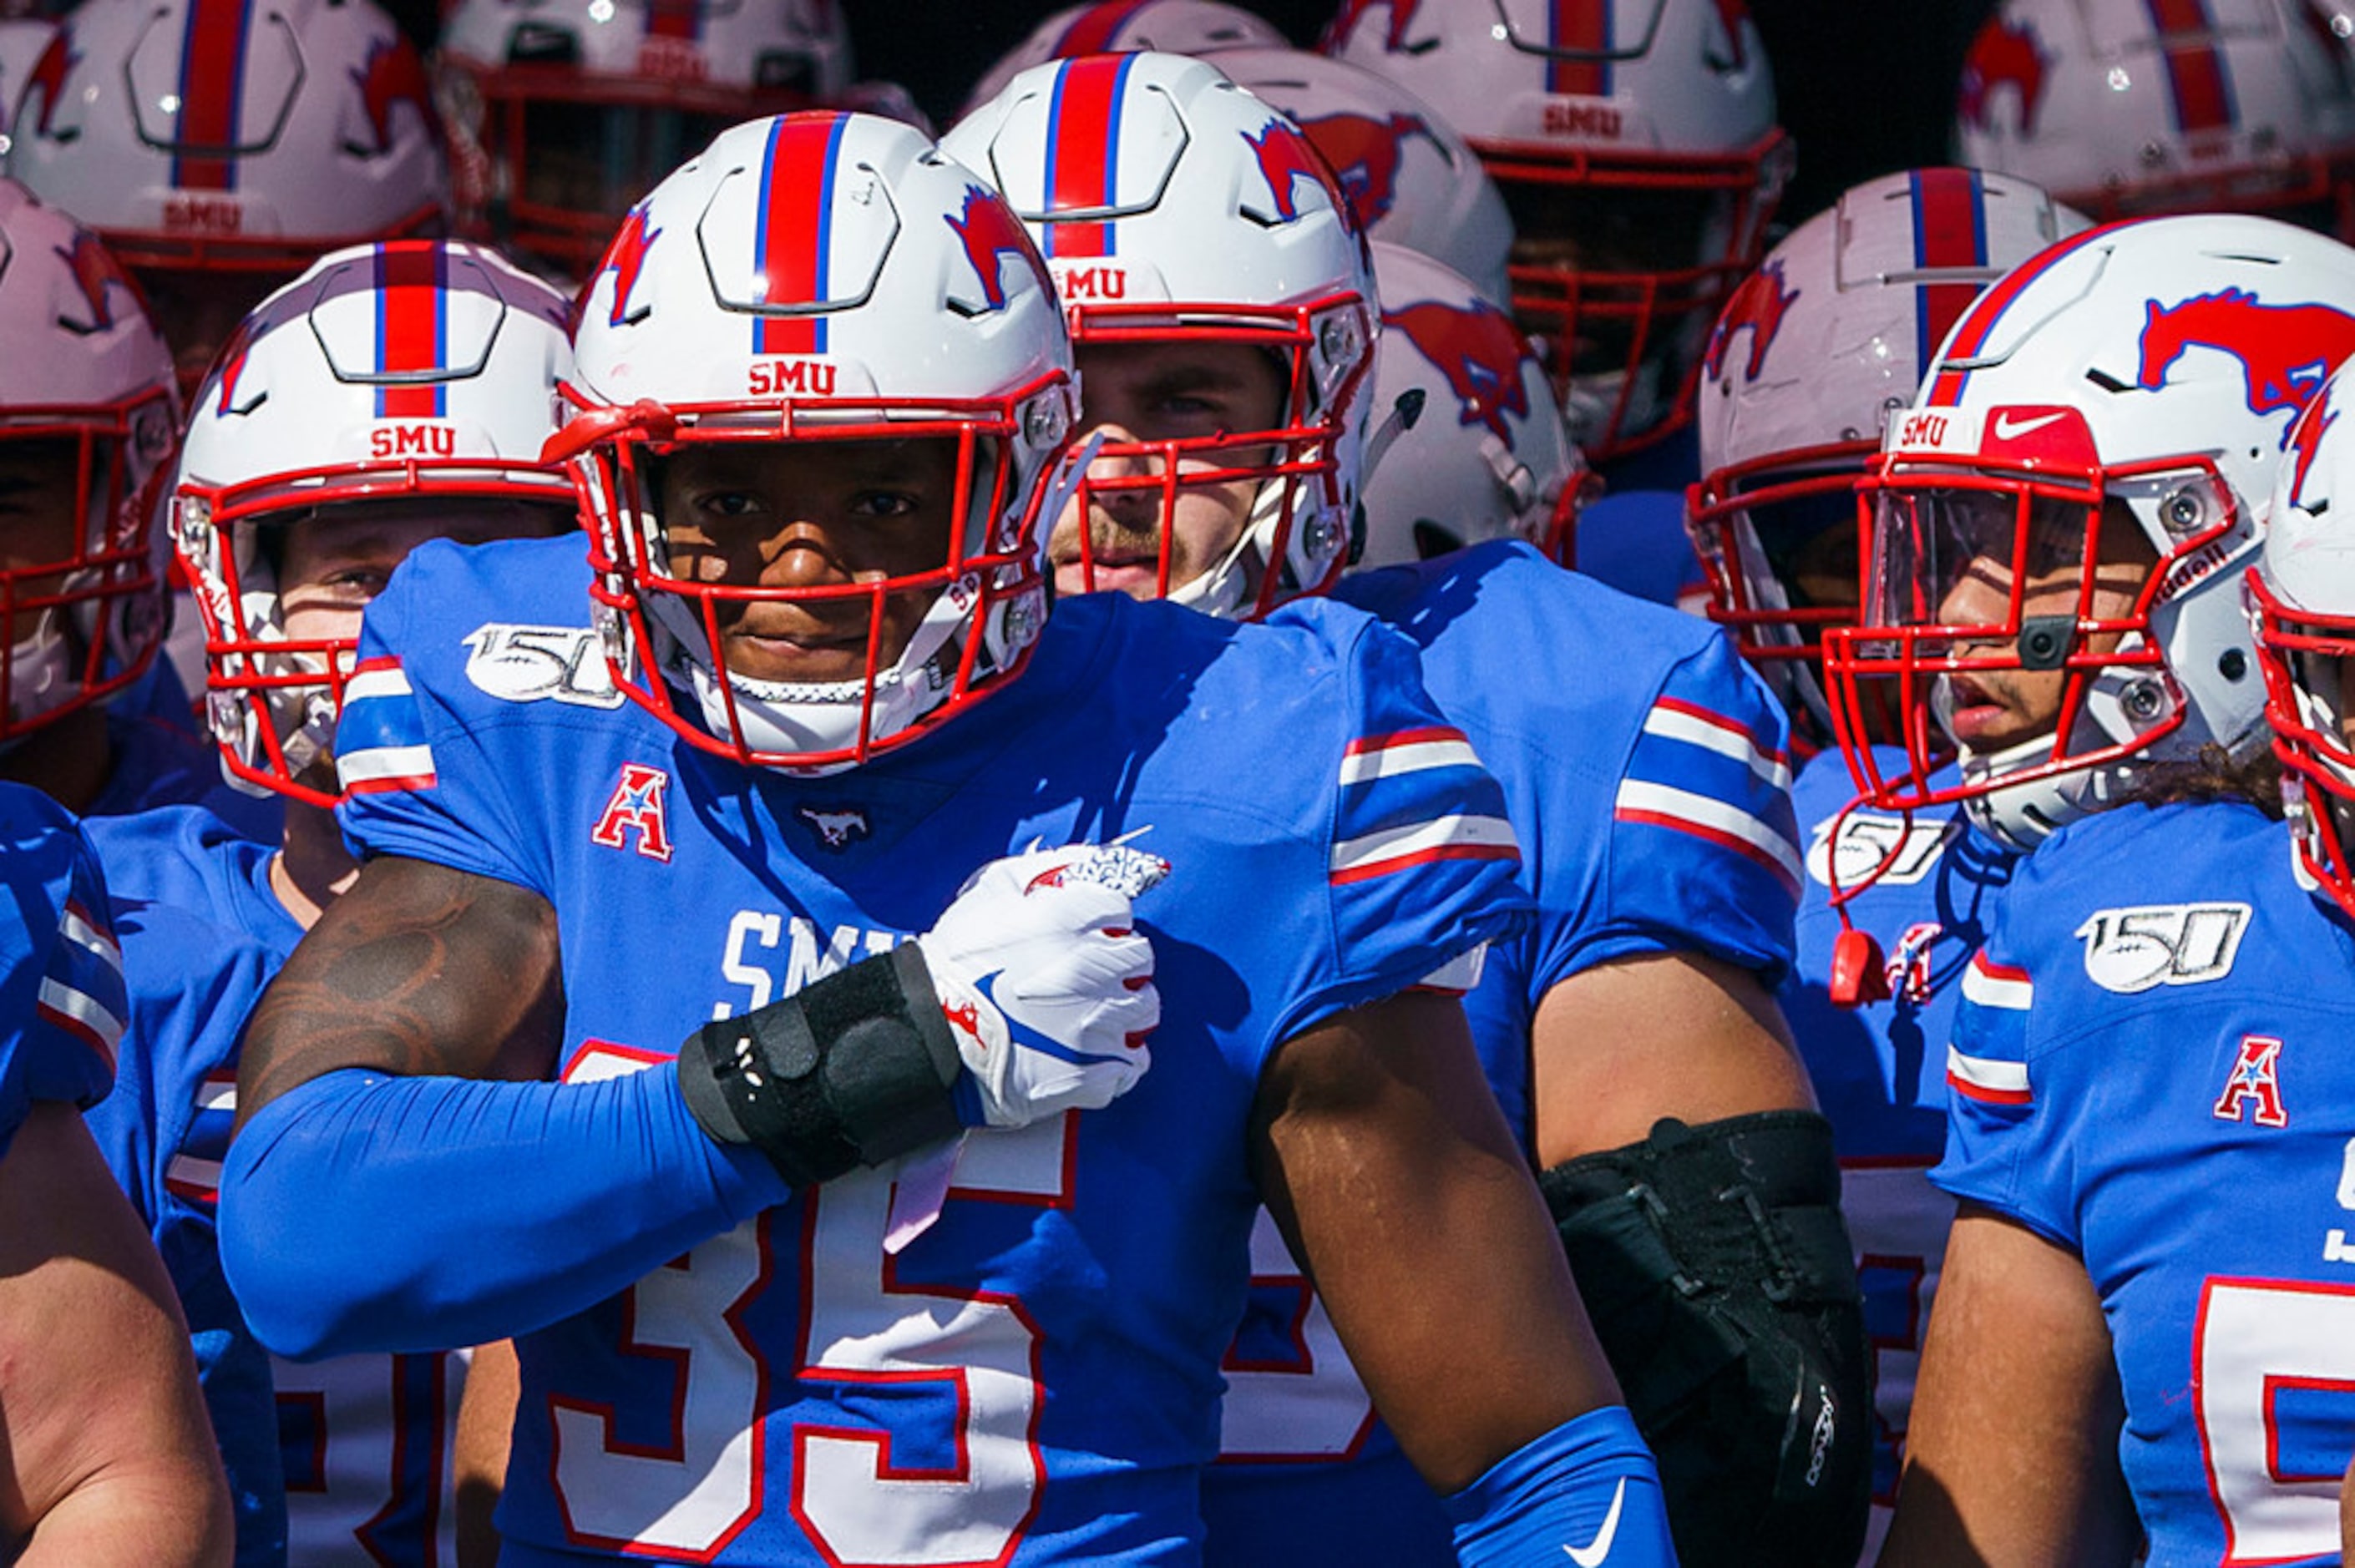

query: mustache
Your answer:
[1046,508,1164,564]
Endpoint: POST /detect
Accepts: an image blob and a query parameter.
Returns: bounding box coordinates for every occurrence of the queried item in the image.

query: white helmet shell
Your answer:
[1690,167,2090,743]
[1831,212,2355,847]
[174,240,575,804]
[1324,0,1790,459]
[0,179,180,740]
[561,112,1080,772]
[960,0,1287,119]
[942,50,1380,618]
[1358,240,1583,567]
[1956,0,2355,230]
[1204,46,1512,302]
[9,0,448,266]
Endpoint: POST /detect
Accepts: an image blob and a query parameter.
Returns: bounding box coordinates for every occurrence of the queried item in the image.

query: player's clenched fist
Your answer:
[919,844,1167,1130]
[676,843,1167,1186]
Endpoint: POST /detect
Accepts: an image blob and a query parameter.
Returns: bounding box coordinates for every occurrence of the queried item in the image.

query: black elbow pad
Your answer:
[1539,1110,1871,1568]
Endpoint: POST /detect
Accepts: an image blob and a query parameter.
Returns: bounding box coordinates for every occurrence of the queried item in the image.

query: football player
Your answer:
[214,113,1672,1566]
[944,56,1865,1566]
[438,0,927,283]
[6,0,449,394]
[0,781,231,1565]
[1324,0,1791,608]
[1807,212,2355,1565]
[1684,164,2089,1560]
[960,0,1289,118]
[0,180,276,833]
[1956,0,2355,237]
[79,239,582,1565]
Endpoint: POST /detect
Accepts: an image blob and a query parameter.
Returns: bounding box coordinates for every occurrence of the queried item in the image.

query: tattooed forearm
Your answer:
[236,857,565,1130]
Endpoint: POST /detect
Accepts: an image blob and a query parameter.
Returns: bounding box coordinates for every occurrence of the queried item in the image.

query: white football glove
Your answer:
[916,843,1167,1130]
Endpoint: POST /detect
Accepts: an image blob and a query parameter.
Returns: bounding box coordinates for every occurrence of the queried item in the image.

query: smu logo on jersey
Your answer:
[1806,812,1953,889]
[2074,901,2250,994]
[463,624,623,709]
[592,763,672,861]
[1297,110,1438,229]
[716,908,904,1018]
[1385,298,1532,443]
[2137,290,2355,430]
[1705,259,1800,384]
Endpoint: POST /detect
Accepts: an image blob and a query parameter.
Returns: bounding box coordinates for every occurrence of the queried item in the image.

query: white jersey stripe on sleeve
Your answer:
[37,978,124,1064]
[58,903,122,972]
[164,1153,223,1203]
[1947,1046,2032,1105]
[1960,954,2034,1011]
[1644,697,1793,791]
[337,744,438,789]
[342,665,415,706]
[1337,731,1486,786]
[1613,779,1802,889]
[1328,813,1519,884]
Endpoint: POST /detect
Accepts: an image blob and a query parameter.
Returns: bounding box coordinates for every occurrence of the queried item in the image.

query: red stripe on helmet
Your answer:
[1054,0,1156,56]
[2147,0,2234,132]
[1547,0,1611,97]
[752,115,844,357]
[1912,168,1989,366]
[1041,54,1132,260]
[374,242,445,419]
[175,0,253,191]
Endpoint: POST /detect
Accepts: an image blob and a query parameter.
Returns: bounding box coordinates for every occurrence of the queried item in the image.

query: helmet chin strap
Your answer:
[656,578,977,776]
[1167,466,1348,621]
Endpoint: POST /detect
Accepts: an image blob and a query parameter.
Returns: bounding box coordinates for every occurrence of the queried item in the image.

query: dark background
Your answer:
[384,0,2005,232]
[838,0,2004,230]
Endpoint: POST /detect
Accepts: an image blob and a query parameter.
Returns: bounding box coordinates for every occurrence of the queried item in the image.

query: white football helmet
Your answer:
[436,0,858,277]
[172,240,575,806]
[1689,168,2091,749]
[1823,212,2355,850]
[1359,240,1585,567]
[557,112,1079,772]
[2248,361,2355,917]
[0,180,180,745]
[0,18,57,149]
[1203,46,1512,302]
[8,0,448,391]
[1957,0,2355,235]
[960,0,1288,119]
[1324,0,1790,463]
[942,51,1380,618]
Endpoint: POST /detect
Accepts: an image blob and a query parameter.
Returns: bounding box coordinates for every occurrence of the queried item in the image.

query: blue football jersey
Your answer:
[1939,800,2355,1567]
[1783,747,2017,1551]
[0,781,123,1154]
[332,533,1530,1567]
[82,806,465,1567]
[1573,428,1708,611]
[92,707,284,842]
[1203,542,1799,1566]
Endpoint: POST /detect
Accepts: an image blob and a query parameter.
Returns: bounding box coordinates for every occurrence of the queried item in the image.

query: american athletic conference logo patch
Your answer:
[2074,902,2251,994]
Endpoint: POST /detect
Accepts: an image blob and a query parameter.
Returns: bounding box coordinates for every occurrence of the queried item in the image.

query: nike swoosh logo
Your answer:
[1563,1478,1626,1566]
[1992,410,2065,441]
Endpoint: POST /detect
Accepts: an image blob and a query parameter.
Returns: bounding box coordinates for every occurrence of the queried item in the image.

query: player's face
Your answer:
[1930,495,2158,752]
[277,496,575,651]
[1052,339,1287,599]
[0,441,89,594]
[658,436,979,685]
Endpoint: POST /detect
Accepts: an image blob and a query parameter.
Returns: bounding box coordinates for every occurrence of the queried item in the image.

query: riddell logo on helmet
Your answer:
[747,357,837,397]
[370,423,457,459]
[2137,290,2355,422]
[1297,111,1438,229]
[164,195,242,235]
[1542,100,1623,139]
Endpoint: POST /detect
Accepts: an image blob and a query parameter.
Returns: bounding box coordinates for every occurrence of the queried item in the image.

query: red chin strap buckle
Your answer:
[1829,926,1892,1009]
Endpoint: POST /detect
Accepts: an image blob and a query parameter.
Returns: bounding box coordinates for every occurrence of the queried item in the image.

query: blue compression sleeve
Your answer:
[219,1066,791,1360]
[1444,1405,1676,1567]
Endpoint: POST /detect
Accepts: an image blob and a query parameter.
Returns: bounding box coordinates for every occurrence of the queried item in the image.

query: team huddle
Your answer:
[3,0,2355,1564]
